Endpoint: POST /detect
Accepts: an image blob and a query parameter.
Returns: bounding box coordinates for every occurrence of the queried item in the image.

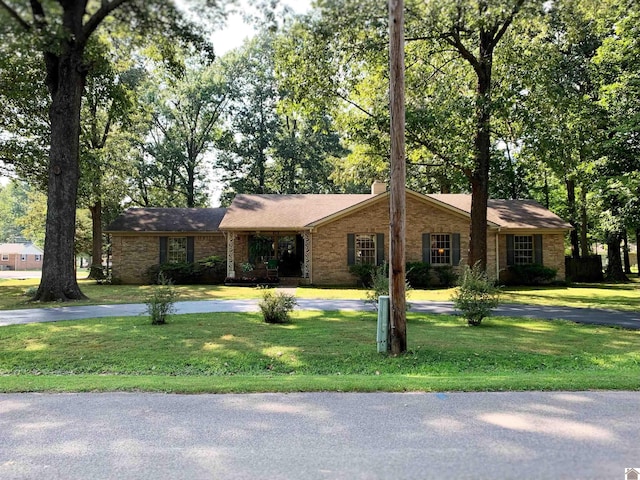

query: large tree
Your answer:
[0,0,225,301]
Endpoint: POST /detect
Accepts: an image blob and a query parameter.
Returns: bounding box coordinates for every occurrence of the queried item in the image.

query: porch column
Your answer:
[302,231,311,280]
[227,233,235,278]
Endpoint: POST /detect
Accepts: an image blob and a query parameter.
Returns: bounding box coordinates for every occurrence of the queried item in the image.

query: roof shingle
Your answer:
[106,208,226,233]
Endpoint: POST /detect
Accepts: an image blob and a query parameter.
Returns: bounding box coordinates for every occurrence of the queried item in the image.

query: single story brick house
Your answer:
[106,183,571,285]
[0,242,44,271]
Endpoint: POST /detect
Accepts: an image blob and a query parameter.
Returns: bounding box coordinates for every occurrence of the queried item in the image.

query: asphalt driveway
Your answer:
[0,298,638,329]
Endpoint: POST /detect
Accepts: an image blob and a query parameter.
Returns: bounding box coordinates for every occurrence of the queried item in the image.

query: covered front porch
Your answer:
[225,231,312,284]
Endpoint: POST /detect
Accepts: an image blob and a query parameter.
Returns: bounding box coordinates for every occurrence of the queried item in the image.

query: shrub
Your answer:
[145,262,202,285]
[507,264,557,286]
[197,255,226,283]
[23,286,38,298]
[259,290,297,324]
[364,263,411,310]
[145,274,178,325]
[406,262,431,288]
[451,263,500,326]
[433,265,458,287]
[349,263,375,287]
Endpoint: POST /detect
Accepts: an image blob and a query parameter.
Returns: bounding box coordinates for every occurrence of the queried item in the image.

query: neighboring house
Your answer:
[106,208,227,284]
[0,242,44,271]
[107,183,572,285]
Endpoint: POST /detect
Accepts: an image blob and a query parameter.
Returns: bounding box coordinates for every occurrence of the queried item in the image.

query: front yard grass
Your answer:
[0,310,638,393]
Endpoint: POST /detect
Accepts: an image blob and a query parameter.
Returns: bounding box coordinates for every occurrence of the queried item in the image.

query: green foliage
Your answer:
[348,263,375,287]
[145,256,227,285]
[507,264,558,286]
[363,263,411,310]
[146,263,199,285]
[258,290,297,324]
[406,262,431,289]
[433,266,458,288]
[145,274,178,325]
[451,263,500,326]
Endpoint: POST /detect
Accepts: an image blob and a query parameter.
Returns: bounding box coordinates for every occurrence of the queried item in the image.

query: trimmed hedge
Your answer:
[507,263,557,286]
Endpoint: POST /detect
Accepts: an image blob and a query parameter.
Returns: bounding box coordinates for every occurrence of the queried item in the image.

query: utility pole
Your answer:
[388,0,406,354]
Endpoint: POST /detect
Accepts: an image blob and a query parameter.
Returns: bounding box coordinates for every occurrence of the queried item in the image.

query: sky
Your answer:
[210,0,312,55]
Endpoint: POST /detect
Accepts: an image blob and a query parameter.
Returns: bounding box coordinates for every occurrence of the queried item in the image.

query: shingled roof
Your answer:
[220,191,571,231]
[106,208,227,233]
[219,194,374,230]
[427,194,572,230]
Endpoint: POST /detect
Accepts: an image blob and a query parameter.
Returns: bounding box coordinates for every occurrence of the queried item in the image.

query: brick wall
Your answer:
[312,195,473,285]
[111,233,226,284]
[0,253,43,271]
[497,232,567,282]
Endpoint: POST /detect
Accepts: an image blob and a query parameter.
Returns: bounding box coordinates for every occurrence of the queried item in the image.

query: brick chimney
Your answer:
[371,180,387,195]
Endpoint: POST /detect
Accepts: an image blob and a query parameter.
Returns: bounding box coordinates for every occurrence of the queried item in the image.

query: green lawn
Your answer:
[0,310,638,393]
[1,276,639,312]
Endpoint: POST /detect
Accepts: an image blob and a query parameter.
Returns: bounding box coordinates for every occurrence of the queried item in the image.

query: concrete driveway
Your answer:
[1,391,638,479]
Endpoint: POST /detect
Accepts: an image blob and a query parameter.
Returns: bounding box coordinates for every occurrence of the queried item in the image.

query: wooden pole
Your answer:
[388,0,406,354]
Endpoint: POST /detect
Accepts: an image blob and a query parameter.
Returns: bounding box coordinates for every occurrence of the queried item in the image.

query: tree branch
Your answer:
[83,0,129,40]
[0,0,31,30]
[492,0,526,47]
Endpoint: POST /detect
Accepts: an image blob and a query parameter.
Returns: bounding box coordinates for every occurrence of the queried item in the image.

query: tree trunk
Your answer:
[566,178,580,258]
[468,38,492,271]
[87,201,105,280]
[34,32,87,301]
[637,228,640,278]
[605,231,628,282]
[579,186,589,257]
[623,230,631,274]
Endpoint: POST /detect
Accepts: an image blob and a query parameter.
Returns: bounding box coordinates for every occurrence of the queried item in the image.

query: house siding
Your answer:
[111,233,226,284]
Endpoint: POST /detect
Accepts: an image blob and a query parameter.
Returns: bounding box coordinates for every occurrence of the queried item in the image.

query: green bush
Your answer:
[145,274,178,325]
[451,263,500,326]
[349,263,376,287]
[433,265,458,287]
[406,262,431,288]
[197,255,226,283]
[146,262,201,285]
[259,290,297,324]
[507,264,557,286]
[364,263,411,310]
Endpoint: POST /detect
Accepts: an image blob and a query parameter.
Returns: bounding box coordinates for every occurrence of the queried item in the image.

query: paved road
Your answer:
[0,298,639,329]
[1,391,638,479]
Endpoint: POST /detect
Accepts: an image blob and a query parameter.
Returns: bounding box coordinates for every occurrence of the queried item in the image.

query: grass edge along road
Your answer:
[1,311,638,393]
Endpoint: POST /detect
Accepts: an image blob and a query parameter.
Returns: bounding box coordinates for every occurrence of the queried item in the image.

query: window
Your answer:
[167,237,187,263]
[355,234,376,265]
[1,254,8,261]
[35,254,42,262]
[513,235,533,265]
[431,234,451,265]
[20,254,27,262]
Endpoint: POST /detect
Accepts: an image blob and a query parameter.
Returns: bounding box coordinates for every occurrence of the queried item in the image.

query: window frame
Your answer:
[513,234,534,265]
[355,233,377,265]
[167,237,188,264]
[1,254,8,261]
[430,233,452,265]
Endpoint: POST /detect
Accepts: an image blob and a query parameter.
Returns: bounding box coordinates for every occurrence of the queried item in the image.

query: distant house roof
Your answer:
[106,208,227,233]
[220,190,571,231]
[0,242,43,255]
